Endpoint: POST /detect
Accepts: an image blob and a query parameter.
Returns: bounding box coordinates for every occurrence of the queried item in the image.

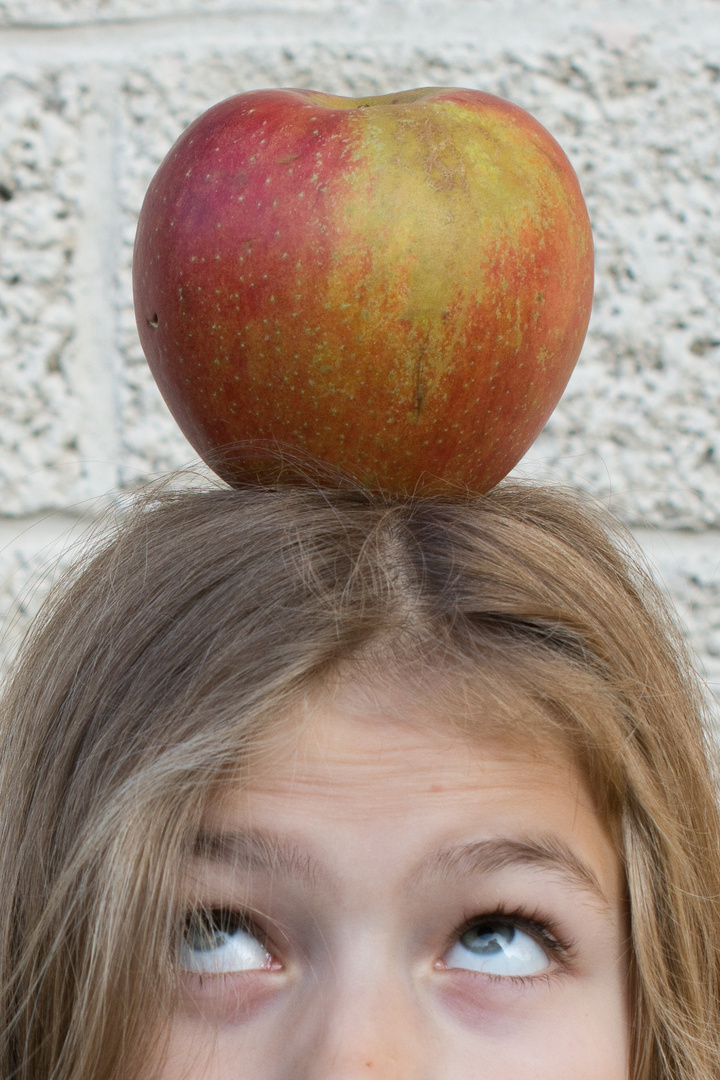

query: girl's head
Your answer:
[1,482,718,1080]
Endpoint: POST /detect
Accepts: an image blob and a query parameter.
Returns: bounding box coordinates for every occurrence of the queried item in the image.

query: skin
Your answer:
[152,684,629,1079]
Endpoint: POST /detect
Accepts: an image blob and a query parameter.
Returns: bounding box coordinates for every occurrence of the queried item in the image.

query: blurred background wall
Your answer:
[0,0,718,709]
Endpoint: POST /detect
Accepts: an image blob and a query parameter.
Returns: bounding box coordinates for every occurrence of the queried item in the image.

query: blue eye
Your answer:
[443,920,550,977]
[181,909,273,974]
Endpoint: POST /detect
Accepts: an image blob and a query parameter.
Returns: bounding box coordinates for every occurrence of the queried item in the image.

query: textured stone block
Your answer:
[0,513,90,678]
[512,43,720,527]
[632,528,720,718]
[0,70,95,515]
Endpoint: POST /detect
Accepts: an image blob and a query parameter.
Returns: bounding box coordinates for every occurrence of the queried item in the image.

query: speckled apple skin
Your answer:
[133,86,593,493]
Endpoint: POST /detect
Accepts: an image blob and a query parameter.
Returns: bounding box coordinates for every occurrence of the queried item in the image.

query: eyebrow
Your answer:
[193,830,607,906]
[411,836,608,907]
[193,828,326,886]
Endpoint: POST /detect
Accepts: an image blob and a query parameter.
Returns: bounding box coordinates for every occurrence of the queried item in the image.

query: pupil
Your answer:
[461,923,514,955]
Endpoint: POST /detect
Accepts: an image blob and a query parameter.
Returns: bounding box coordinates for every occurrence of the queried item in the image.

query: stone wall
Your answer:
[0,0,719,709]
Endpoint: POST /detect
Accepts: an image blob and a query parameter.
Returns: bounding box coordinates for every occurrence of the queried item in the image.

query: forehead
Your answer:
[201,680,621,898]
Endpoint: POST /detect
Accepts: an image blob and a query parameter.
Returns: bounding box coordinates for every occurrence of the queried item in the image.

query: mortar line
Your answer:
[68,61,124,504]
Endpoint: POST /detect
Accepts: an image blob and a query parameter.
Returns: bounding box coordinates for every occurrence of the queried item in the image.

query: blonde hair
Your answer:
[1,481,719,1080]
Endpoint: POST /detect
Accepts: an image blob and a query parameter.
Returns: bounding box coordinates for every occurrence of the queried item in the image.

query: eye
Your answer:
[443,919,551,977]
[180,909,274,974]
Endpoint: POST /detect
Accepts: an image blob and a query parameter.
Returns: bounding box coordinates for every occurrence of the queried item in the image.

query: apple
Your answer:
[133,86,593,492]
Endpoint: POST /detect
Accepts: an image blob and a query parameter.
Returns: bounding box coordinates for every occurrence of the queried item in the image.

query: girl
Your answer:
[0,479,719,1079]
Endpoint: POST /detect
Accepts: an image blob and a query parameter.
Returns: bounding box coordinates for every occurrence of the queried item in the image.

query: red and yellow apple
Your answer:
[133,86,593,492]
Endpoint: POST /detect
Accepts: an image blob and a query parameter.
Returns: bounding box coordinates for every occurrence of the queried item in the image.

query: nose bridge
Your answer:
[290,959,434,1080]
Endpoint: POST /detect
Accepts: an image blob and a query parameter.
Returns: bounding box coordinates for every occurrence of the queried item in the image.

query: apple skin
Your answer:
[133,86,593,492]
